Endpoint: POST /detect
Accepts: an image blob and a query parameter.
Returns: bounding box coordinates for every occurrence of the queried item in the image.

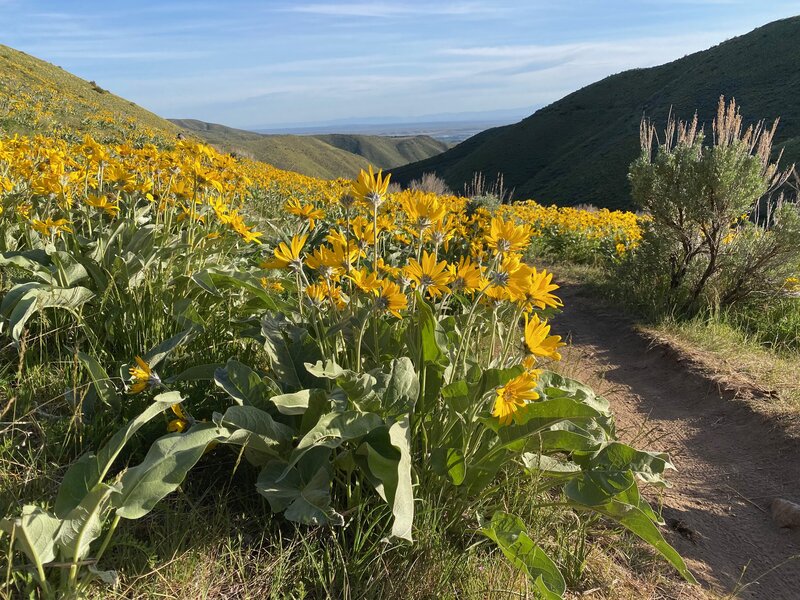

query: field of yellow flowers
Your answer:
[0,126,688,599]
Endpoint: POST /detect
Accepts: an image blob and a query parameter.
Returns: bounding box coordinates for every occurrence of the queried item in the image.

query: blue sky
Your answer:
[2,1,799,129]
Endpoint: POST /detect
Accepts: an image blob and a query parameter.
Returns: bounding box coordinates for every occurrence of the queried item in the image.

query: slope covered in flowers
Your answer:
[0,69,676,598]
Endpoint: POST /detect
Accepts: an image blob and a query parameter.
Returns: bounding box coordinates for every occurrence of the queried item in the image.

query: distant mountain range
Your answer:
[251,107,533,131]
[169,119,449,180]
[390,16,800,209]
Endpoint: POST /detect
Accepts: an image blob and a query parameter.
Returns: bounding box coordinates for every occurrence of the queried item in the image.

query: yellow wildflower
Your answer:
[492,371,540,426]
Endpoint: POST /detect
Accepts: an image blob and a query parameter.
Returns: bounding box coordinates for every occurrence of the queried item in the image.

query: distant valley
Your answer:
[170,118,450,180]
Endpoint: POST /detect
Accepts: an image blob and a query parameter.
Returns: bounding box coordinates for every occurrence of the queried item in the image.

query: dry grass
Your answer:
[646,319,800,411]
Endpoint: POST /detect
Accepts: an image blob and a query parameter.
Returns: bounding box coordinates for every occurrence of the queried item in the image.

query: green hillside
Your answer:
[170,119,448,180]
[390,16,800,209]
[0,44,180,145]
[315,133,448,169]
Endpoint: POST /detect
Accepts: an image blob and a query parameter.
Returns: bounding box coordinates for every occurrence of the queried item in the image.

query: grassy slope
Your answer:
[170,118,369,179]
[390,16,800,210]
[315,133,448,168]
[171,119,448,179]
[0,44,180,142]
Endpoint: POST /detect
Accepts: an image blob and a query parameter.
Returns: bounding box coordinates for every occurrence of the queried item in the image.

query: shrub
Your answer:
[626,96,800,314]
[408,171,451,195]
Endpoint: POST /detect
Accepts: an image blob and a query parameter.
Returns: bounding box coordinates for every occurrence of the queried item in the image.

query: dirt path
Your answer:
[556,283,800,599]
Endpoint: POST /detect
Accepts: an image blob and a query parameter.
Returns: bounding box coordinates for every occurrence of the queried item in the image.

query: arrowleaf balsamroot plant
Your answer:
[0,126,691,598]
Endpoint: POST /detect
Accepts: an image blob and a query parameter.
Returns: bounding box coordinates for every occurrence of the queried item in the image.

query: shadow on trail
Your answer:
[556,282,800,600]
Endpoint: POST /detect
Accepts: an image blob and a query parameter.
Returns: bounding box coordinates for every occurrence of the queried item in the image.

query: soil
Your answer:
[556,283,800,600]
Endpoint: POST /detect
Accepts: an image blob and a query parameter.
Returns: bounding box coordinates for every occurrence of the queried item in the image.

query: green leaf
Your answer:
[143,329,195,368]
[214,360,272,408]
[571,499,696,584]
[76,351,120,412]
[565,470,636,506]
[286,411,383,476]
[56,483,115,559]
[113,423,223,519]
[215,405,294,454]
[165,363,223,384]
[589,442,674,486]
[371,357,419,416]
[417,299,446,366]
[304,360,347,379]
[262,314,302,390]
[441,379,470,412]
[472,365,525,403]
[481,512,566,598]
[490,398,607,452]
[256,451,343,526]
[54,393,180,518]
[356,417,414,541]
[521,453,581,475]
[537,371,611,415]
[192,268,277,310]
[2,283,94,341]
[431,447,466,485]
[0,506,61,571]
[270,389,326,416]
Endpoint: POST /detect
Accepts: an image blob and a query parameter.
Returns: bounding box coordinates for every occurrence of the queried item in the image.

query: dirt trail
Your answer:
[556,283,800,599]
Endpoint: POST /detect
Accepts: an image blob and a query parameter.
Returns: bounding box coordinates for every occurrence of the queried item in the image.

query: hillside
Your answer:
[390,16,800,209]
[314,133,448,169]
[170,119,448,180]
[0,44,180,145]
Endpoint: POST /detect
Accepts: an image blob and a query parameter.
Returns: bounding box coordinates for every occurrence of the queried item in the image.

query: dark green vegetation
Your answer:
[391,16,800,210]
[170,118,448,179]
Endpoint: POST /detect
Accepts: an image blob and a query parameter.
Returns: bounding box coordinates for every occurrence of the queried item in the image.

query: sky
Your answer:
[1,1,799,129]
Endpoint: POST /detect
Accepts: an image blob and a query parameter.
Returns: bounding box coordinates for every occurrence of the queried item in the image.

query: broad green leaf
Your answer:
[56,483,115,559]
[215,405,294,453]
[371,357,419,416]
[76,351,120,412]
[565,470,636,506]
[537,371,610,415]
[356,417,414,541]
[262,314,302,390]
[304,359,347,379]
[521,453,581,474]
[88,564,119,586]
[256,451,343,526]
[214,360,271,408]
[144,329,195,368]
[471,365,525,403]
[54,393,179,518]
[166,363,223,383]
[571,499,697,584]
[489,398,607,452]
[285,411,383,476]
[192,268,277,309]
[589,442,674,486]
[536,427,604,453]
[0,281,40,315]
[481,512,566,599]
[0,506,61,569]
[441,379,470,412]
[114,423,223,519]
[4,284,95,341]
[417,299,446,366]
[270,389,326,416]
[431,447,466,485]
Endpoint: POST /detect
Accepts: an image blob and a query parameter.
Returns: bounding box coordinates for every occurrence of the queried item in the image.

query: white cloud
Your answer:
[281,2,497,18]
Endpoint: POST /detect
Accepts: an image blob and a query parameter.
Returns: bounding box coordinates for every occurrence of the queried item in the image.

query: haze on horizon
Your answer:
[2,0,799,130]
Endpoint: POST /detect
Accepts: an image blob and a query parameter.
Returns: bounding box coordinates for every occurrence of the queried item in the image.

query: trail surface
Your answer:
[557,283,800,599]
